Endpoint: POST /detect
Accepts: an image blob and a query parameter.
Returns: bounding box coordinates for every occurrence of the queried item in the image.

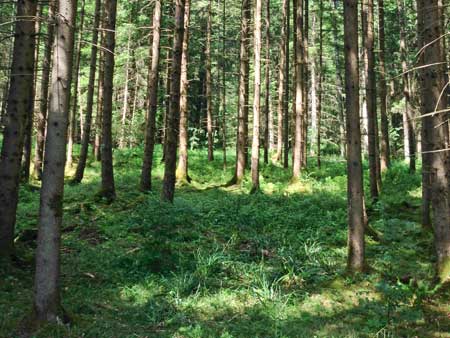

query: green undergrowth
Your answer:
[1,146,449,337]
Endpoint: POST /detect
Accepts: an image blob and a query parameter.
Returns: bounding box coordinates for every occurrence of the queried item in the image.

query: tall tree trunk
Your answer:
[417,0,450,282]
[33,0,75,321]
[34,0,56,180]
[0,0,37,258]
[344,0,365,272]
[397,0,416,173]
[73,0,101,183]
[251,0,262,192]
[140,0,162,191]
[206,0,214,162]
[161,0,185,202]
[274,0,287,163]
[93,24,105,162]
[67,0,86,168]
[316,0,323,168]
[221,0,227,169]
[100,0,117,201]
[362,0,379,200]
[176,0,191,183]
[161,50,172,162]
[263,0,270,164]
[119,33,131,149]
[292,0,304,180]
[301,0,309,168]
[378,0,390,171]
[229,0,251,185]
[22,4,41,183]
[283,0,290,169]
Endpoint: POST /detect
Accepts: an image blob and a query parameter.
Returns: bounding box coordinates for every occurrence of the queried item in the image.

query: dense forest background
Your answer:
[0,0,449,337]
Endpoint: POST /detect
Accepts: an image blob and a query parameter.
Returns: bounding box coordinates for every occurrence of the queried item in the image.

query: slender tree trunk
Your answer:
[206,0,214,161]
[378,0,390,171]
[397,0,416,173]
[100,0,117,201]
[34,0,56,180]
[221,0,227,169]
[283,0,290,169]
[67,0,86,168]
[317,0,323,168]
[417,0,450,282]
[140,0,162,191]
[93,26,104,162]
[161,50,172,162]
[310,12,317,158]
[229,0,251,185]
[344,0,365,272]
[263,0,270,164]
[119,33,131,149]
[301,0,309,168]
[274,0,287,163]
[251,0,262,192]
[362,0,379,199]
[292,0,304,180]
[33,0,75,321]
[161,0,185,202]
[0,0,37,257]
[22,4,41,183]
[176,0,191,183]
[73,0,101,183]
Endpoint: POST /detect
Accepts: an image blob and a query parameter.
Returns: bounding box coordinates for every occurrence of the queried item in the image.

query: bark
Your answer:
[73,0,101,183]
[161,0,185,202]
[283,0,290,169]
[292,0,304,180]
[100,0,117,201]
[67,0,86,168]
[140,0,162,191]
[33,0,75,321]
[176,0,191,183]
[161,50,172,162]
[119,32,131,149]
[229,0,251,185]
[378,0,390,171]
[301,0,309,168]
[344,0,365,272]
[93,31,104,161]
[417,0,450,282]
[0,0,37,257]
[263,0,270,164]
[221,0,227,169]
[317,0,323,168]
[362,0,379,199]
[206,0,214,162]
[397,0,416,173]
[251,0,262,192]
[34,0,56,180]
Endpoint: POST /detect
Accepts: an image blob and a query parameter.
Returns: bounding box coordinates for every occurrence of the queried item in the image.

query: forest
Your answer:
[0,0,449,336]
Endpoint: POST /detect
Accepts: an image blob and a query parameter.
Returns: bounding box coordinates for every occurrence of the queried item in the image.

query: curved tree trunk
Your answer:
[344,0,365,272]
[73,0,101,183]
[0,0,37,257]
[100,0,117,201]
[251,0,262,192]
[161,0,185,202]
[176,0,191,183]
[33,0,75,321]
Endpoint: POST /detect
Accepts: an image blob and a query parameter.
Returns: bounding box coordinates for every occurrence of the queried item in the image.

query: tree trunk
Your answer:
[33,0,75,321]
[362,0,379,200]
[176,0,191,183]
[344,0,365,272]
[229,0,251,185]
[67,0,86,168]
[397,0,416,173]
[206,0,214,162]
[316,0,323,168]
[221,0,227,169]
[283,0,290,169]
[93,28,104,162]
[292,0,304,180]
[140,0,162,191]
[301,0,309,168]
[161,0,185,202]
[378,0,390,171]
[0,0,37,258]
[119,33,131,149]
[417,0,450,282]
[73,0,101,183]
[34,0,56,180]
[161,50,172,162]
[263,0,270,164]
[251,0,262,192]
[100,0,117,201]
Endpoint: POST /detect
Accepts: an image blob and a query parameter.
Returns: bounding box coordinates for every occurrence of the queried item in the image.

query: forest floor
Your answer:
[1,146,450,338]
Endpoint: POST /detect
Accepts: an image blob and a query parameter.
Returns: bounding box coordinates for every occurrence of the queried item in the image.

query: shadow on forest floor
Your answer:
[1,147,449,337]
